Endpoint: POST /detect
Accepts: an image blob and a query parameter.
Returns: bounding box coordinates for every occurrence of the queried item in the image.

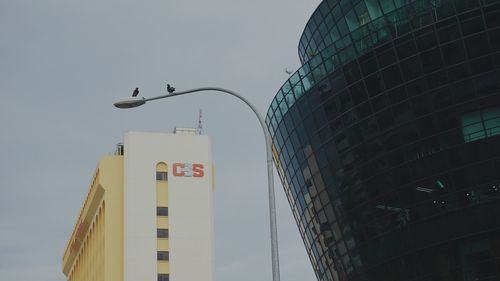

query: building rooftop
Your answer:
[173,127,199,135]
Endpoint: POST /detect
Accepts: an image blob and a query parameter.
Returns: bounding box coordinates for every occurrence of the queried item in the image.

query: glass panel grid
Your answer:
[269,0,445,125]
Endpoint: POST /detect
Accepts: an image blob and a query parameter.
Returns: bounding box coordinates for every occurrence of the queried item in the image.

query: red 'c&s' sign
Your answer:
[173,163,204,177]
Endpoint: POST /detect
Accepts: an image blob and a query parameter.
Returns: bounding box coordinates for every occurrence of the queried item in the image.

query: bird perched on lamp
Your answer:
[167,84,176,94]
[132,87,139,97]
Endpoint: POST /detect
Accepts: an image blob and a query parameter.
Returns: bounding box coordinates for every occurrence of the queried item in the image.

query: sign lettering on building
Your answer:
[173,163,204,177]
[70,221,87,252]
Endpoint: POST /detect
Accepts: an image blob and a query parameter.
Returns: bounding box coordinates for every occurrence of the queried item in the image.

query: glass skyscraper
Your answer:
[265,0,500,280]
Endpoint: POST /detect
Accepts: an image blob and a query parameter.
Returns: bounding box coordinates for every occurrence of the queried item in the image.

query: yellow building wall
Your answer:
[157,217,169,229]
[156,184,168,206]
[62,155,123,281]
[157,239,169,249]
[101,156,124,281]
[158,261,170,273]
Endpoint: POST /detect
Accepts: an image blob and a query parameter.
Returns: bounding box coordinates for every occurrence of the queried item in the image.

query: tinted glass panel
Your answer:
[157,251,169,261]
[267,3,500,281]
[157,207,168,216]
[157,229,169,238]
[156,172,168,181]
[158,274,169,281]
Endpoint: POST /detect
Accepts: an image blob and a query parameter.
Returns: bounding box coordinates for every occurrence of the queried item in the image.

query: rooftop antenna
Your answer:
[198,109,203,135]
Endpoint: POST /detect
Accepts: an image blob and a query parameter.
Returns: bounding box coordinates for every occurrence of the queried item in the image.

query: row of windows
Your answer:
[299,0,497,64]
[320,225,500,280]
[282,133,500,226]
[294,184,500,280]
[300,0,420,62]
[271,42,500,151]
[267,2,500,133]
[280,113,500,199]
[297,180,500,248]
[317,231,500,281]
[269,0,439,127]
[271,2,500,281]
[276,100,500,201]
[282,41,495,281]
[273,57,500,179]
[280,140,500,281]
[156,163,169,278]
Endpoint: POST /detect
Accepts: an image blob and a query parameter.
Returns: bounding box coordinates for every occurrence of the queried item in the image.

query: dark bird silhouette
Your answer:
[167,84,176,94]
[132,87,139,97]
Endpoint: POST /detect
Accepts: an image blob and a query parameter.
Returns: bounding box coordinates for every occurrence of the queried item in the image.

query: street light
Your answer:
[114,87,281,281]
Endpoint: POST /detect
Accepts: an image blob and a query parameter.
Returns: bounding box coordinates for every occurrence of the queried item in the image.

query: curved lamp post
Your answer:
[114,87,280,281]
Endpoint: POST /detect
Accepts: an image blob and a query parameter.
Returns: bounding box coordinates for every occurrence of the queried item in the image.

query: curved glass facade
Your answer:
[266,1,500,281]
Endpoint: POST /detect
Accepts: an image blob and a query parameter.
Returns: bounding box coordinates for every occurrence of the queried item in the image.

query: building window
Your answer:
[157,228,168,238]
[157,251,169,261]
[462,107,500,142]
[158,274,169,281]
[156,171,168,181]
[157,207,168,216]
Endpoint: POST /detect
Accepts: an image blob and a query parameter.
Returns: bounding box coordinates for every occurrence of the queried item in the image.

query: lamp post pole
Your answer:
[114,87,280,281]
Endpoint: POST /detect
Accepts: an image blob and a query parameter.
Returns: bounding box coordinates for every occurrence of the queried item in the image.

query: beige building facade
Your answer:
[62,130,215,281]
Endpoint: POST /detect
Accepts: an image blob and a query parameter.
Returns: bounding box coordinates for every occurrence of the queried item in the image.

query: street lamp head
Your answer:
[114,97,146,109]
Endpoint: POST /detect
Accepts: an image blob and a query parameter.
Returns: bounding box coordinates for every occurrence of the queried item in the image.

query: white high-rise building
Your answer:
[62,129,215,281]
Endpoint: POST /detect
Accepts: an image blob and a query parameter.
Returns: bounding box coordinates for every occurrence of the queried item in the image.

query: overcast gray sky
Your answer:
[0,1,321,281]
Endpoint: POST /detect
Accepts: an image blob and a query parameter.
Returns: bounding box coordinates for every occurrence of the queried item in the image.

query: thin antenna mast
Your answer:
[198,109,203,134]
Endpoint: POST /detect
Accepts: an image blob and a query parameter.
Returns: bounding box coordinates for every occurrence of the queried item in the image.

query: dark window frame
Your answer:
[156,171,168,181]
[158,274,169,281]
[157,229,169,238]
[157,207,169,216]
[157,251,169,261]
